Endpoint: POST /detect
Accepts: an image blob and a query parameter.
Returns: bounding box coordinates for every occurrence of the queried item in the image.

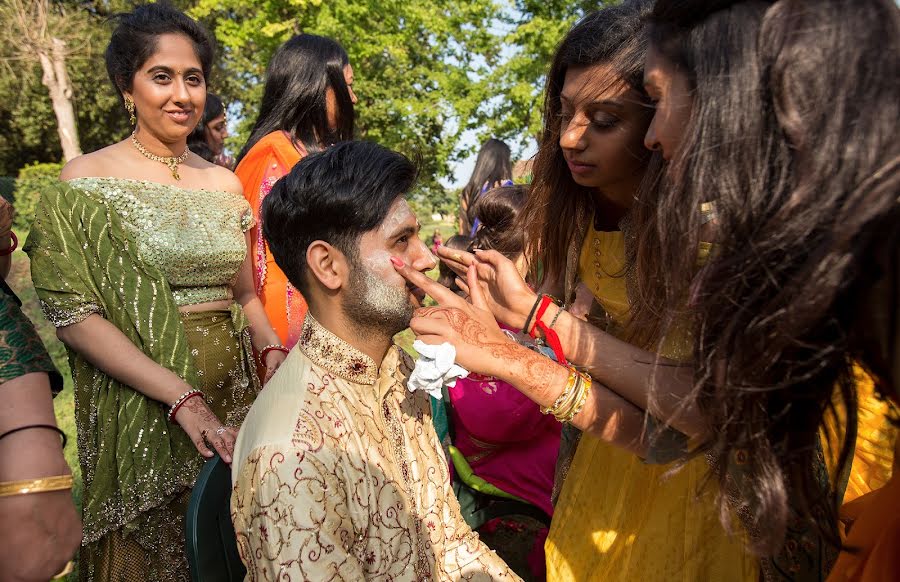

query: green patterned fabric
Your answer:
[0,282,62,393]
[23,181,205,552]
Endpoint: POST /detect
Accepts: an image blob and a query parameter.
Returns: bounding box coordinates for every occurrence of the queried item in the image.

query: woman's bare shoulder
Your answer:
[59,143,130,181]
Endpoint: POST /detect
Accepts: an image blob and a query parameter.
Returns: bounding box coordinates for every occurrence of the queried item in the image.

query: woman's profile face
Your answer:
[558,63,652,203]
[126,33,206,143]
[326,64,357,131]
[204,113,227,155]
[643,47,694,161]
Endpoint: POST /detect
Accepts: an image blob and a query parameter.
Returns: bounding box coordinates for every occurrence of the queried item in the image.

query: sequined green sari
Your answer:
[25,180,259,581]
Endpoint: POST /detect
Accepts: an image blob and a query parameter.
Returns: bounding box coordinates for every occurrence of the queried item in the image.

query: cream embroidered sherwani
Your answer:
[231,315,519,581]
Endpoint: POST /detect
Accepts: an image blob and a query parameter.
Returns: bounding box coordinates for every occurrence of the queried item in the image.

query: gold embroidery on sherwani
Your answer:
[232,315,519,581]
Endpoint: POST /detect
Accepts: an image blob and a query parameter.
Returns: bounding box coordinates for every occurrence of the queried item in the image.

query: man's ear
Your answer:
[306,241,350,291]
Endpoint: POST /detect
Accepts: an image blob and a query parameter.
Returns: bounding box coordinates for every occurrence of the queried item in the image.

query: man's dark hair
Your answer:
[262,141,418,295]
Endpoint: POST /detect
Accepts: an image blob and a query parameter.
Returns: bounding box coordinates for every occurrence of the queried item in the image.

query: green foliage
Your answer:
[0,2,128,175]
[0,0,591,191]
[472,0,614,151]
[13,162,63,232]
[191,0,501,194]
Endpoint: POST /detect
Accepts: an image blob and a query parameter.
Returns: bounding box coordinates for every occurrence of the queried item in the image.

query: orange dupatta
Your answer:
[234,131,307,347]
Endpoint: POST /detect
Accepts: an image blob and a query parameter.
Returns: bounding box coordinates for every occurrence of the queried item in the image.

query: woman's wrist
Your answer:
[258,343,288,366]
[502,345,571,408]
[0,432,71,482]
[250,328,281,353]
[515,290,540,331]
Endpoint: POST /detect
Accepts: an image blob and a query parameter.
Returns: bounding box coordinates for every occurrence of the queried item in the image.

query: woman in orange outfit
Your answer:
[235,33,357,347]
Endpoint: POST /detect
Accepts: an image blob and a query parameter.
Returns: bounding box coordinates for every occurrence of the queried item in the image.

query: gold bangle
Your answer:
[541,367,577,415]
[557,372,591,423]
[0,475,73,497]
[552,372,585,421]
[52,560,74,579]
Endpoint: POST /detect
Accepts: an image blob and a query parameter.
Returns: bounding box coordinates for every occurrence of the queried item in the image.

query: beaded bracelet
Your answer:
[0,474,73,497]
[259,344,289,365]
[548,303,565,330]
[167,389,205,422]
[0,231,17,256]
[0,424,67,449]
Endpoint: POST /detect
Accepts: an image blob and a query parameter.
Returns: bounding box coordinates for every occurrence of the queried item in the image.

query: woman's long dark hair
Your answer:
[236,34,354,164]
[640,0,900,554]
[460,139,512,233]
[520,1,653,291]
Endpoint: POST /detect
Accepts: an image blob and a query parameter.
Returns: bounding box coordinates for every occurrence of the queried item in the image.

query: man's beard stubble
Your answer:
[341,261,415,339]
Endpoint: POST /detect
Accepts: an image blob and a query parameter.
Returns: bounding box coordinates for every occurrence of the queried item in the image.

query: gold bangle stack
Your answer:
[541,367,592,423]
[540,367,578,415]
[0,475,73,498]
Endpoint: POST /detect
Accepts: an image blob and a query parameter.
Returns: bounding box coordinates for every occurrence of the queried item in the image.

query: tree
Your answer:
[191,0,502,194]
[0,0,596,181]
[0,0,94,162]
[470,0,607,151]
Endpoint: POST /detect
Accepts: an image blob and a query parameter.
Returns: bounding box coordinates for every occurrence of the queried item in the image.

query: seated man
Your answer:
[231,141,518,581]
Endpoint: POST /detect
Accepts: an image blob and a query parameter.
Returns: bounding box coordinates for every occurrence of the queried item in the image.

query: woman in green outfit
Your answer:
[25,4,285,580]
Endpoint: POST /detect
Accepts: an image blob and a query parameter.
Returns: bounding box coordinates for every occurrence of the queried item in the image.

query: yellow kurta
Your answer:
[545,228,757,581]
[231,315,519,581]
[838,370,897,503]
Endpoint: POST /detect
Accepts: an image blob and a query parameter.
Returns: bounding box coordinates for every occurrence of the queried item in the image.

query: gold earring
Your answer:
[124,96,136,126]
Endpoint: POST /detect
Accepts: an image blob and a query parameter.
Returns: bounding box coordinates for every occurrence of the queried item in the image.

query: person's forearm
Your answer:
[234,234,281,351]
[0,373,70,480]
[488,341,649,457]
[56,314,190,405]
[548,307,706,440]
[236,293,281,351]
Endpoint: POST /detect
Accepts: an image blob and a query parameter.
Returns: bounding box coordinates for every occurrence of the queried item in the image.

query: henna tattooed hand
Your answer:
[263,350,287,384]
[394,258,569,405]
[435,246,536,328]
[174,395,238,464]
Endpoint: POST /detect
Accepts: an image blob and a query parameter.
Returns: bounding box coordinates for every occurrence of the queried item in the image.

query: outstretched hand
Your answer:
[435,246,536,329]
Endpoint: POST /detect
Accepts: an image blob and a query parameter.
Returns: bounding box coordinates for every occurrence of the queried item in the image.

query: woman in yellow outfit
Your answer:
[394,2,811,580]
[539,223,759,581]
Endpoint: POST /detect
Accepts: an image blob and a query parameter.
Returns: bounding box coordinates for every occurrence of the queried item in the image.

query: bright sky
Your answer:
[441,6,541,189]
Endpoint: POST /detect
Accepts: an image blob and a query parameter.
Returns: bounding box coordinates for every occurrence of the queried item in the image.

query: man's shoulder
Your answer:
[233,347,336,476]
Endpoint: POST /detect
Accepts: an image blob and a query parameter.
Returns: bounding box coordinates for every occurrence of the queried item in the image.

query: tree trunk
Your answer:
[38,37,81,162]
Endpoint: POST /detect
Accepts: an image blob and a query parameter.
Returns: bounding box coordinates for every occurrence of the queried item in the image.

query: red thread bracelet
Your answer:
[0,232,17,256]
[169,391,203,422]
[530,295,567,365]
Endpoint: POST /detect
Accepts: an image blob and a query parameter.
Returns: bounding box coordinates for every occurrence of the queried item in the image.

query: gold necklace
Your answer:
[130,132,190,180]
